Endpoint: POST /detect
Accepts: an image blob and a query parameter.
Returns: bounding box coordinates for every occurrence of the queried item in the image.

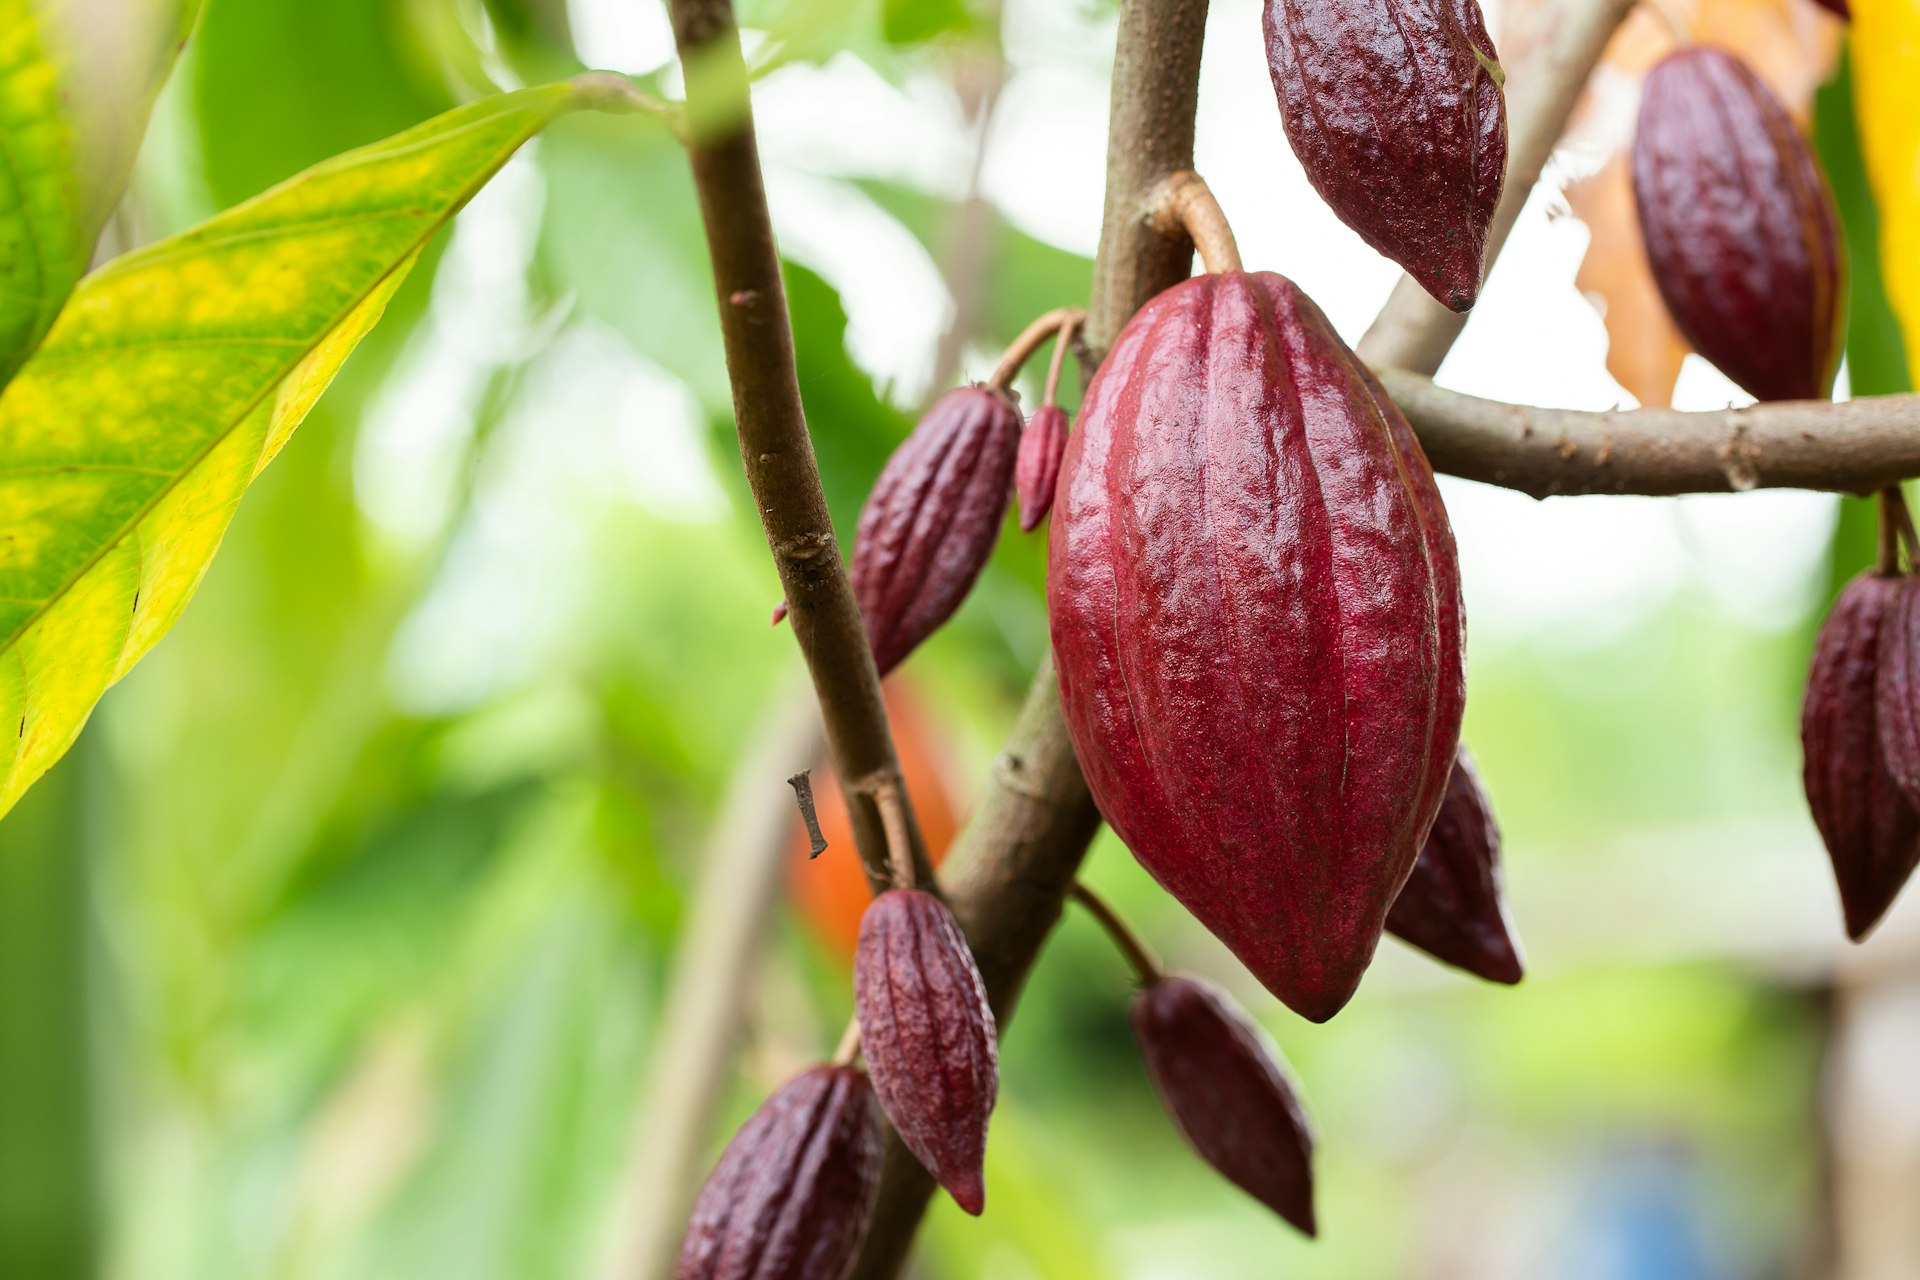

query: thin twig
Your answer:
[1144,170,1242,274]
[1878,490,1903,577]
[787,770,827,858]
[833,1018,863,1068]
[867,776,917,891]
[986,307,1086,392]
[1042,314,1079,409]
[1068,881,1165,987]
[664,0,931,897]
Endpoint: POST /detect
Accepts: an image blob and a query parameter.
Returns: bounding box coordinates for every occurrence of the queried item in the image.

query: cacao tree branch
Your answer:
[1381,371,1920,498]
[851,0,1637,1272]
[663,0,930,895]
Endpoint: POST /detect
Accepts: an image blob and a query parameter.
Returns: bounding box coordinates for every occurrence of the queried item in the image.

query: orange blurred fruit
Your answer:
[787,682,962,962]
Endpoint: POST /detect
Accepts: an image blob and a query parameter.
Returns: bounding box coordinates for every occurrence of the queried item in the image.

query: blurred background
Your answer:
[1,0,1914,1277]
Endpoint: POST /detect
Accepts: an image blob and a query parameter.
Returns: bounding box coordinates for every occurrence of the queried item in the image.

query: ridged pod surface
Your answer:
[1049,270,1464,1022]
[677,1065,883,1280]
[1015,405,1070,532]
[1263,0,1507,311]
[1803,573,1920,940]
[1631,46,1845,403]
[853,888,998,1214]
[1132,975,1317,1236]
[1877,577,1920,814]
[849,386,1023,675]
[1385,748,1524,984]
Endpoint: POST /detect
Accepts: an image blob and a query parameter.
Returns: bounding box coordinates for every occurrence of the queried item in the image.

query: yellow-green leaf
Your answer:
[1854,0,1920,376]
[0,0,200,387]
[0,81,595,819]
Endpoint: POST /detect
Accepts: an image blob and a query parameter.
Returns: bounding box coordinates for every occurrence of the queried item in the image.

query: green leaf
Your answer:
[0,81,599,820]
[0,0,200,387]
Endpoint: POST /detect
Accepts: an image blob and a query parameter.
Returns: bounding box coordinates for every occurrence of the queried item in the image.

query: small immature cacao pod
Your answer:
[1015,405,1069,532]
[677,1065,883,1280]
[1132,975,1317,1236]
[1049,270,1465,1023]
[1631,46,1845,403]
[849,386,1023,675]
[853,888,998,1214]
[1385,748,1524,984]
[1802,573,1920,940]
[1263,0,1507,312]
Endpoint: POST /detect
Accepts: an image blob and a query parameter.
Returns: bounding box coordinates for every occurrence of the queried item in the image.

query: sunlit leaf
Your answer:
[0,0,199,387]
[0,81,604,820]
[1853,0,1920,379]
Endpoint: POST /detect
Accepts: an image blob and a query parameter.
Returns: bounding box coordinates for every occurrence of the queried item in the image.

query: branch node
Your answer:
[1144,170,1243,275]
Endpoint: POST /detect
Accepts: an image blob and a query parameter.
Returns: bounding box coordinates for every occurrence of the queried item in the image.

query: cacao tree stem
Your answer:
[1878,490,1903,576]
[869,777,917,890]
[987,307,1087,392]
[664,0,931,897]
[1379,370,1920,499]
[1069,881,1166,987]
[1145,170,1243,275]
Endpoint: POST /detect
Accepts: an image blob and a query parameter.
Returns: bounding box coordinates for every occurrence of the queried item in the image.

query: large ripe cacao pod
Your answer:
[1049,270,1465,1023]
[677,1065,883,1280]
[1386,747,1524,983]
[849,386,1023,675]
[1132,975,1317,1236]
[1803,573,1920,940]
[1631,46,1845,403]
[1263,0,1507,312]
[852,888,998,1214]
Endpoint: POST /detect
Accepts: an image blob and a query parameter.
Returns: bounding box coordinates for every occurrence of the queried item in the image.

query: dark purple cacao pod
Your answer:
[1263,0,1507,312]
[1877,577,1920,813]
[1015,405,1069,532]
[1132,975,1316,1236]
[1631,46,1845,403]
[1803,572,1920,940]
[853,888,998,1214]
[677,1065,883,1280]
[849,386,1023,675]
[1049,270,1465,1023]
[1386,747,1524,984]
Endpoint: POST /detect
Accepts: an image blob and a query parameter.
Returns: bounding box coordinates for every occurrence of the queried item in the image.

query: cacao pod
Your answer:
[1386,747,1524,984]
[677,1065,883,1280]
[1878,576,1920,814]
[1049,270,1465,1023]
[1132,974,1316,1236]
[853,888,998,1214]
[849,386,1023,675]
[1015,405,1069,532]
[1803,572,1920,940]
[1631,46,1845,403]
[1263,0,1507,312]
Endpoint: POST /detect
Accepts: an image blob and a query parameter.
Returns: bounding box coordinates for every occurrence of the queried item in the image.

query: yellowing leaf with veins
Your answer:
[1853,0,1920,376]
[0,0,199,387]
[0,81,601,819]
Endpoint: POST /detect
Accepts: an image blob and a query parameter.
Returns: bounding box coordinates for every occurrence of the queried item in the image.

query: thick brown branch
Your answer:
[665,0,929,895]
[1384,372,1920,498]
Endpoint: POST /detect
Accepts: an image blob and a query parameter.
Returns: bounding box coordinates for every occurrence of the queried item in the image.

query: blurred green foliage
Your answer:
[0,2,1903,1279]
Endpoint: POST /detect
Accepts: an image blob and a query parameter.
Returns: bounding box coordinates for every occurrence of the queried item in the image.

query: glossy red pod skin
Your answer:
[677,1065,884,1280]
[852,888,999,1215]
[1015,405,1069,532]
[1263,0,1507,311]
[1132,975,1316,1236]
[1049,270,1465,1023]
[1803,573,1920,940]
[849,386,1023,675]
[1631,46,1846,403]
[1386,747,1524,984]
